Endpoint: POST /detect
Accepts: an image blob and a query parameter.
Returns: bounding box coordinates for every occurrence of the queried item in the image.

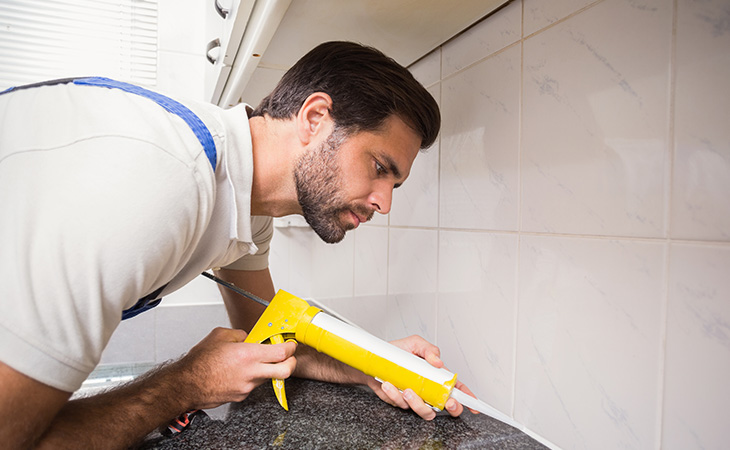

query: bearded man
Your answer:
[0,41,473,448]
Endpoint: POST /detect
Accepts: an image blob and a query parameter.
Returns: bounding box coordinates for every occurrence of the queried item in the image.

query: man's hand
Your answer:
[363,335,479,421]
[174,327,297,409]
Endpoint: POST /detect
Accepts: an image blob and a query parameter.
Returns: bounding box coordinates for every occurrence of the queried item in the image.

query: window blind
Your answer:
[0,0,158,91]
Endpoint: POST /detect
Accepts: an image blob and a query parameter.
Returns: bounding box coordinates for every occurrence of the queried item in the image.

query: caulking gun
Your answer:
[201,272,521,429]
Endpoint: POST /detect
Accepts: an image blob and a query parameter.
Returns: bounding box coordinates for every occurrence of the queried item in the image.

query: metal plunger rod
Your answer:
[200,271,270,307]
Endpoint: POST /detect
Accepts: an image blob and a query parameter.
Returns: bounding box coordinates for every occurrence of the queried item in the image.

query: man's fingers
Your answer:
[246,341,298,380]
[256,341,298,363]
[392,335,443,368]
[402,389,436,421]
[381,382,409,409]
[444,397,464,417]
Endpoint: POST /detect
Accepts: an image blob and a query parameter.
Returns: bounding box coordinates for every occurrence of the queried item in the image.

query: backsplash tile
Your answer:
[523,0,597,37]
[671,0,730,241]
[663,243,730,449]
[440,45,520,231]
[100,309,156,365]
[154,304,230,362]
[386,228,438,341]
[310,231,354,299]
[521,0,672,238]
[442,0,521,78]
[157,0,205,55]
[437,230,518,414]
[516,235,665,449]
[353,226,389,297]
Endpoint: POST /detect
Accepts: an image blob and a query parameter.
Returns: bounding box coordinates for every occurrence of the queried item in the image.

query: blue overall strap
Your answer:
[72,77,217,171]
[122,284,167,320]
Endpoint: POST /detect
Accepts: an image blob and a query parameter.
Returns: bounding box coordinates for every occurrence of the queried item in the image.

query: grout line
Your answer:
[657,241,672,450]
[439,0,608,87]
[511,0,525,423]
[522,0,605,41]
[656,3,680,448]
[386,224,730,247]
[440,40,522,84]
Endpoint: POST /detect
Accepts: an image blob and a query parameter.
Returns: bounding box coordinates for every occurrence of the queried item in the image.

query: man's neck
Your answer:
[248,115,303,217]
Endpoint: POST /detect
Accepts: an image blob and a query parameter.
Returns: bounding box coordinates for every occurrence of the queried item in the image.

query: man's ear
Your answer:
[296,92,334,145]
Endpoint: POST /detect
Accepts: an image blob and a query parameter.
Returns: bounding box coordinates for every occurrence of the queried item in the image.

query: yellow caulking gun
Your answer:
[201,272,520,428]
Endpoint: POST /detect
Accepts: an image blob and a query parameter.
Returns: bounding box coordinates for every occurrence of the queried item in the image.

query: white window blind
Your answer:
[0,0,157,91]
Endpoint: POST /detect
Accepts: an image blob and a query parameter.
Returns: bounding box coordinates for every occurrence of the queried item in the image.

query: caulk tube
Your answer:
[296,310,457,411]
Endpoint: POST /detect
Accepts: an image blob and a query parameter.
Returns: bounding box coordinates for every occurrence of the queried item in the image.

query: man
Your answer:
[0,41,474,448]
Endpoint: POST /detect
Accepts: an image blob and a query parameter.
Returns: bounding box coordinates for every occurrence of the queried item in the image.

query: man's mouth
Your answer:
[350,210,364,228]
[346,208,373,229]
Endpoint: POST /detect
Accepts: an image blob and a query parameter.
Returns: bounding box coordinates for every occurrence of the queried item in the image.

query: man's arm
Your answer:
[215,267,272,332]
[214,267,472,420]
[0,362,70,449]
[0,328,297,449]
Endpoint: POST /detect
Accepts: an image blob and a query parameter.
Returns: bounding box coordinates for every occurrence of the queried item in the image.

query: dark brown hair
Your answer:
[251,41,440,149]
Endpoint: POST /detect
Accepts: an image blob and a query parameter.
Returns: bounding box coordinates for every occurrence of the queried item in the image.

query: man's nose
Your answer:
[368,183,394,215]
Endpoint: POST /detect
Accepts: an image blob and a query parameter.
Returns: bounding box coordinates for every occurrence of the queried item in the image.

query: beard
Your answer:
[294,128,373,243]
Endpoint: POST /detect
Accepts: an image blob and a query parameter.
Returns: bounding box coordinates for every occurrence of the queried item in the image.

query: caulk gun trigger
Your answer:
[269,334,289,410]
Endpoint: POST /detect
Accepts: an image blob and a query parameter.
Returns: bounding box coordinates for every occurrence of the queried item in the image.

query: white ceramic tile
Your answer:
[663,243,730,450]
[100,310,156,365]
[385,292,438,343]
[521,0,672,238]
[523,0,597,37]
[386,228,438,341]
[161,273,224,306]
[353,226,389,297]
[158,0,206,54]
[671,0,730,241]
[368,212,389,227]
[409,47,441,88]
[442,0,521,78]
[391,86,440,228]
[285,227,315,298]
[155,304,230,362]
[516,235,665,450]
[387,228,438,295]
[268,227,291,291]
[323,295,390,340]
[437,230,518,414]
[440,45,520,231]
[157,51,206,102]
[310,229,354,299]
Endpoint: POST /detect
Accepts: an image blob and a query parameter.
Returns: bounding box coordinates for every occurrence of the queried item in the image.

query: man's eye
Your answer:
[375,161,387,175]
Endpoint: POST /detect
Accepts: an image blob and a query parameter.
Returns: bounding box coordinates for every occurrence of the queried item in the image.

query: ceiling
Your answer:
[213,0,511,108]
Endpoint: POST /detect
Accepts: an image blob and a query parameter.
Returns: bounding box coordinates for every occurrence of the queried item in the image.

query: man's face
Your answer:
[294,115,421,243]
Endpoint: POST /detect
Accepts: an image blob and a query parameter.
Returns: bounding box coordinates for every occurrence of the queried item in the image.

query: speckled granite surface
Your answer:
[139,378,546,449]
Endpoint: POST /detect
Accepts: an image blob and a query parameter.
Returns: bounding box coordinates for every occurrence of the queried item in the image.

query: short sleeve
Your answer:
[222,216,274,271]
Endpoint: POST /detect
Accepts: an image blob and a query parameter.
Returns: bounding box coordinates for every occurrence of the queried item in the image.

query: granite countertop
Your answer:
[139,378,547,449]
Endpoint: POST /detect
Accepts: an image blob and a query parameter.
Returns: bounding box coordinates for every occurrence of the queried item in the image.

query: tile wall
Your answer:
[270,1,730,448]
[102,0,729,448]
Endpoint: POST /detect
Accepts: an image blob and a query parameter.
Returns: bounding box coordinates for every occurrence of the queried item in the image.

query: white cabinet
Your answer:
[204,0,257,103]
[205,0,289,106]
[208,0,511,108]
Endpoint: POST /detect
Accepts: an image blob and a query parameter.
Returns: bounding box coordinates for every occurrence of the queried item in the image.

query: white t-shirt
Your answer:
[0,81,272,392]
